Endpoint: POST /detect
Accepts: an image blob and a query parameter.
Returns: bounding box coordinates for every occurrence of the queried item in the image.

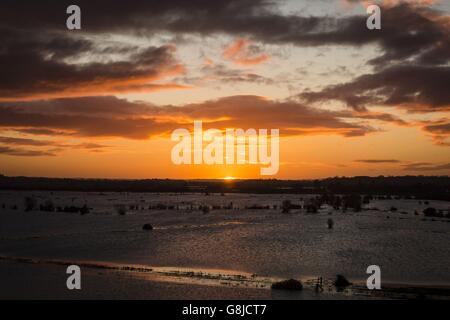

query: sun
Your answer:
[223,176,237,181]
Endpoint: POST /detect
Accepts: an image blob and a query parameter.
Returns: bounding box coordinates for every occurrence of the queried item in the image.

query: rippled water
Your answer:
[0,191,449,286]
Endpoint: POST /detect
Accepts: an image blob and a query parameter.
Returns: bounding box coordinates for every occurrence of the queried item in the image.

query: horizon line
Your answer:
[1,174,449,182]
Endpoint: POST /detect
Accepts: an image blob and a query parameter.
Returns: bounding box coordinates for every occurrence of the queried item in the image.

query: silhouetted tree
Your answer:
[24,196,37,212]
[281,200,291,213]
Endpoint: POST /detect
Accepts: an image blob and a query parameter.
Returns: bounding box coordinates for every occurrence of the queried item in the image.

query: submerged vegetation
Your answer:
[0,189,448,300]
[333,275,352,289]
[271,279,303,291]
[5,192,448,221]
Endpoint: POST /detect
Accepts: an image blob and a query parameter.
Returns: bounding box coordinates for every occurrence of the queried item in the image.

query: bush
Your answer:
[40,199,55,212]
[271,279,303,291]
[423,207,442,218]
[327,218,334,229]
[142,224,153,231]
[155,203,167,210]
[281,200,291,213]
[334,274,351,288]
[342,194,362,212]
[305,204,318,213]
[24,196,37,212]
[114,204,127,215]
[246,204,270,210]
[80,204,90,215]
[200,205,210,214]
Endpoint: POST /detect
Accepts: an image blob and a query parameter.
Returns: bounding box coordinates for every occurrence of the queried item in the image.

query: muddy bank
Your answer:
[1,255,449,300]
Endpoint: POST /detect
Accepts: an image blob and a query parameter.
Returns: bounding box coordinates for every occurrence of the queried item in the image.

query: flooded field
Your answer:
[0,191,449,299]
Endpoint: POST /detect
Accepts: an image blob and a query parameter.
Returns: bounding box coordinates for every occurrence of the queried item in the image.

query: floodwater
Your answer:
[0,191,449,299]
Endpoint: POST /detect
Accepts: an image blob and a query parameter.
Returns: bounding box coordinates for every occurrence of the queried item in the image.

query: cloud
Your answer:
[11,128,75,136]
[300,65,450,112]
[197,63,274,85]
[362,3,449,66]
[1,1,447,104]
[223,38,270,66]
[420,119,450,146]
[0,28,188,101]
[422,120,450,134]
[355,159,401,163]
[0,1,447,151]
[0,95,377,140]
[2,1,447,64]
[402,162,450,171]
[0,136,54,147]
[337,110,409,125]
[0,134,109,157]
[0,1,274,33]
[0,146,56,157]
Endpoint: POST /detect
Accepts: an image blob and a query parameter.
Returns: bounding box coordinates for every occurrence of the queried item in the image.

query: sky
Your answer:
[0,0,449,179]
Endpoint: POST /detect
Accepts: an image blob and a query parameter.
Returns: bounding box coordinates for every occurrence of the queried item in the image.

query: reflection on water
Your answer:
[0,191,449,287]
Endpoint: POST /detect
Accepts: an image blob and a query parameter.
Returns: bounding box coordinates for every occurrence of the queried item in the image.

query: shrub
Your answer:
[281,200,291,213]
[142,224,153,231]
[305,204,318,213]
[334,274,351,289]
[271,279,303,291]
[200,205,210,214]
[24,196,37,212]
[40,199,55,212]
[423,207,441,218]
[342,194,362,212]
[80,204,90,215]
[327,218,334,229]
[114,204,127,215]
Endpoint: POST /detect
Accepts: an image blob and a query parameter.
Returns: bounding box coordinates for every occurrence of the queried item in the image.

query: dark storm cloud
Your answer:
[300,65,450,112]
